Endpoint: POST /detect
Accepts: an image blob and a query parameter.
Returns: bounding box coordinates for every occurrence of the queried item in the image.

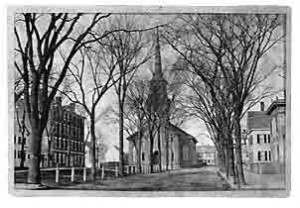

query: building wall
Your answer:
[127,124,197,171]
[46,106,85,168]
[14,98,85,168]
[269,105,286,176]
[196,145,217,166]
[247,130,272,164]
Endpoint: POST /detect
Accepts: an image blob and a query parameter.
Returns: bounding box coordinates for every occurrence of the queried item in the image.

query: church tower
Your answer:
[147,27,170,119]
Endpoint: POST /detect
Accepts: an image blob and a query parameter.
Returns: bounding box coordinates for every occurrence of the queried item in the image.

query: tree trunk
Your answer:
[166,127,169,171]
[233,113,246,185]
[137,127,142,173]
[157,124,162,171]
[149,130,154,173]
[216,145,225,172]
[224,138,237,184]
[119,105,124,176]
[20,134,26,168]
[90,117,97,180]
[27,122,43,184]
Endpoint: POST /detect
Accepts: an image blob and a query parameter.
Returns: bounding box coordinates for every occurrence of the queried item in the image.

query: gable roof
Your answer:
[169,123,198,144]
[266,99,286,115]
[125,123,198,144]
[247,111,270,131]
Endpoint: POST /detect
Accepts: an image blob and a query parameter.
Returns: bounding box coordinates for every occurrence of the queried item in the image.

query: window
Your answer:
[264,135,267,143]
[18,137,22,144]
[17,151,21,159]
[265,151,268,161]
[14,136,16,144]
[28,154,30,159]
[257,151,261,161]
[142,153,145,161]
[257,135,260,144]
[268,135,271,143]
[269,151,271,161]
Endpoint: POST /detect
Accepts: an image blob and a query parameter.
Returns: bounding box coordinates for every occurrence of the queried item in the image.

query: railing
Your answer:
[15,165,140,183]
[15,164,166,184]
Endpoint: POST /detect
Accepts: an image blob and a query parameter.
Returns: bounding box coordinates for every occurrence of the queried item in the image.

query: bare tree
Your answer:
[163,14,285,185]
[14,13,117,184]
[124,79,149,172]
[59,46,120,180]
[99,16,153,175]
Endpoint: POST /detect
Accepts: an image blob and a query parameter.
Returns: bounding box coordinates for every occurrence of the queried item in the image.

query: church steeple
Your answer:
[153,26,163,80]
[146,27,170,118]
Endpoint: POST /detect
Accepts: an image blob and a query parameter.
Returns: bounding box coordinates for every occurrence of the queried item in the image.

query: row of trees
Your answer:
[162,14,285,185]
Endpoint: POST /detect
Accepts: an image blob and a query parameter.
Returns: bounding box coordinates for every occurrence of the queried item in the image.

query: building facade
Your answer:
[14,97,85,168]
[266,99,286,180]
[126,30,197,171]
[196,145,217,166]
[245,102,273,174]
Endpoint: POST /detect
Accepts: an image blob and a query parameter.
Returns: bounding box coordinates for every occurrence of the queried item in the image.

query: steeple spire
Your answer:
[153,26,163,79]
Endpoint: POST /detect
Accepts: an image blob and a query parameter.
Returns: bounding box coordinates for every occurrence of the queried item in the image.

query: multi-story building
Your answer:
[245,102,274,174]
[266,99,286,179]
[14,97,85,168]
[196,145,217,166]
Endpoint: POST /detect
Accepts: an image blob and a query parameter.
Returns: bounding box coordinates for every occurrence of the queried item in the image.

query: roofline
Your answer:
[248,129,270,133]
[266,99,286,115]
[169,123,198,143]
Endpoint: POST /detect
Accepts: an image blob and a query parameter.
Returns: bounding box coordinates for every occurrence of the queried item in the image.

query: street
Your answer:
[29,167,231,191]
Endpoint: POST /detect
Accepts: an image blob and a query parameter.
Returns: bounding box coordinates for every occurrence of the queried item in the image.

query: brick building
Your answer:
[14,97,85,168]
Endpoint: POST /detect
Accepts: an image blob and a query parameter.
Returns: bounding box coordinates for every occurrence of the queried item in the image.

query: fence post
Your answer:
[115,166,118,177]
[71,167,75,182]
[101,166,105,179]
[83,167,87,182]
[55,165,59,183]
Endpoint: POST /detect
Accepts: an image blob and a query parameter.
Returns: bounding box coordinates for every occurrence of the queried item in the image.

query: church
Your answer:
[126,29,197,172]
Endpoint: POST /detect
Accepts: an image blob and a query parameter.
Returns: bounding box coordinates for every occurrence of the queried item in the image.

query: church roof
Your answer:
[125,123,197,144]
[168,123,198,144]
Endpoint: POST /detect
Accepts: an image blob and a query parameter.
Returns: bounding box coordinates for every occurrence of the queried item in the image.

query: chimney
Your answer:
[260,102,265,111]
[56,96,62,106]
[68,103,76,112]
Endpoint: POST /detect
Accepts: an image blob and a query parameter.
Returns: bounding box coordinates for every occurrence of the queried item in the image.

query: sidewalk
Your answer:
[218,169,286,190]
[242,170,286,190]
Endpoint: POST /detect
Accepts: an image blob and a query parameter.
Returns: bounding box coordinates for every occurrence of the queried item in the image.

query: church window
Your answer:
[142,152,145,161]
